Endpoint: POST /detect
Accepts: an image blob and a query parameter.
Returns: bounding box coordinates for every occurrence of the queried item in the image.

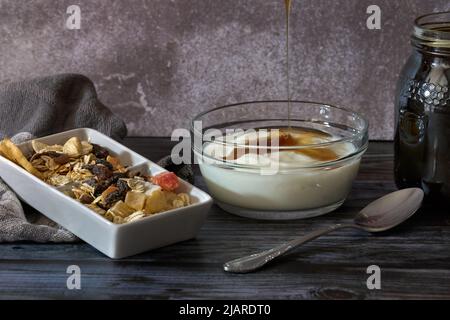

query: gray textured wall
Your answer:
[1,0,449,139]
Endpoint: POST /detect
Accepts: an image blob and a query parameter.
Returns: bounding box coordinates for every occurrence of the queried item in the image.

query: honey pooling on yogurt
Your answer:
[222,127,339,162]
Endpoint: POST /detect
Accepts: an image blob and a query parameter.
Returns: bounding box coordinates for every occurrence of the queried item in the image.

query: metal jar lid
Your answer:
[412,11,450,52]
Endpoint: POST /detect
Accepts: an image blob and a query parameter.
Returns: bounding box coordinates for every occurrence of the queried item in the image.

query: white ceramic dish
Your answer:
[0,128,213,259]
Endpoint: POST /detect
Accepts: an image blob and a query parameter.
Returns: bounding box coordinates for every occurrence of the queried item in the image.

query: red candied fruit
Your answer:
[151,172,180,191]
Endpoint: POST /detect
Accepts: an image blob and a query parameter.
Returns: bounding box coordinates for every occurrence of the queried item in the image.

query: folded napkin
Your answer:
[0,74,129,242]
[0,74,127,140]
[0,74,194,243]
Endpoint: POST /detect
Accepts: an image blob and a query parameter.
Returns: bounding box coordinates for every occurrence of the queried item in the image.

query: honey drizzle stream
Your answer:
[285,0,292,129]
[219,1,338,164]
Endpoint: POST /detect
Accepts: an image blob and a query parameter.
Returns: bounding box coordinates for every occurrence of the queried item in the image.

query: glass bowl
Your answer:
[191,101,369,220]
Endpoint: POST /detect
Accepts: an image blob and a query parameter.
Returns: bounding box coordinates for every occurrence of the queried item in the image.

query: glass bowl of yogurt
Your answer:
[191,101,369,220]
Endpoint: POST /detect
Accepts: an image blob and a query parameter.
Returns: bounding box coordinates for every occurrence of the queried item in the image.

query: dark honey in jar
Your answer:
[395,12,450,205]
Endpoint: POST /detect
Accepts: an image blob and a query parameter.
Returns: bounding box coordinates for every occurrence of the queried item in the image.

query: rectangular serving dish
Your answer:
[0,128,212,259]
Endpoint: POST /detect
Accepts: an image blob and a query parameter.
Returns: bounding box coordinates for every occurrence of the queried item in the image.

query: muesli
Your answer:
[0,137,191,224]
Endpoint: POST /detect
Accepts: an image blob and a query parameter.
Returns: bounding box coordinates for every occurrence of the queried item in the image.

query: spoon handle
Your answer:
[223,223,357,273]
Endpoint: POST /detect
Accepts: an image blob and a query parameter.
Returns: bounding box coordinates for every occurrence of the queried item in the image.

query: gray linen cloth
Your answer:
[0,74,127,242]
[0,74,193,243]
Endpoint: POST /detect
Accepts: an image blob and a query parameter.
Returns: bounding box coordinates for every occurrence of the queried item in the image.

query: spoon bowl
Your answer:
[354,188,424,232]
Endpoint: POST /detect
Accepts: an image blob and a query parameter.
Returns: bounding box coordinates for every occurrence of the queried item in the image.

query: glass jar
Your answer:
[394,12,450,205]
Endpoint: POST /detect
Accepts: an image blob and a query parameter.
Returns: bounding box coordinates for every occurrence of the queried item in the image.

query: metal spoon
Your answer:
[223,188,424,273]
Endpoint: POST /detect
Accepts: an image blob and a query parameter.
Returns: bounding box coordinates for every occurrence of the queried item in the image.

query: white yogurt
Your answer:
[198,129,362,212]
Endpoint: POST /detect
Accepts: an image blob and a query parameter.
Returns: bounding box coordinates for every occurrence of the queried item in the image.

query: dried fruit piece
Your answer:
[144,183,162,196]
[106,155,126,172]
[95,159,113,170]
[53,153,71,165]
[144,189,167,214]
[105,192,123,207]
[164,191,178,203]
[127,178,146,193]
[108,200,135,218]
[91,164,113,180]
[63,137,83,157]
[106,155,120,169]
[92,144,109,159]
[31,140,49,153]
[116,179,130,193]
[113,172,128,182]
[125,191,147,211]
[73,188,94,204]
[92,179,112,196]
[100,182,129,207]
[0,138,43,179]
[31,140,65,154]
[83,178,97,187]
[101,185,118,200]
[81,141,93,155]
[151,172,180,191]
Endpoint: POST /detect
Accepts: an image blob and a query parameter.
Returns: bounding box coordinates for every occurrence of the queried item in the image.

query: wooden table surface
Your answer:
[0,138,449,300]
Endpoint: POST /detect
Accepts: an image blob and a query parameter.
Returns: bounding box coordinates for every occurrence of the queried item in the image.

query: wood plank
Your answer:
[0,139,449,300]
